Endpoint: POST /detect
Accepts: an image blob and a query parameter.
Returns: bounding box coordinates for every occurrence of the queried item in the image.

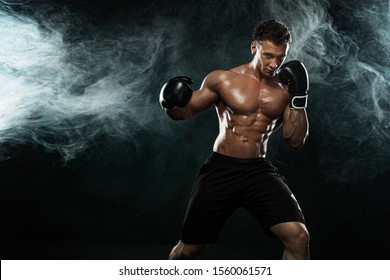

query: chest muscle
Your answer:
[218,78,288,119]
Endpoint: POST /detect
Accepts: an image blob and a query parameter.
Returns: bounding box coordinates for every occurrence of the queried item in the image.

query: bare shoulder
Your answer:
[199,69,233,92]
[200,64,252,93]
[229,63,249,74]
[204,69,235,82]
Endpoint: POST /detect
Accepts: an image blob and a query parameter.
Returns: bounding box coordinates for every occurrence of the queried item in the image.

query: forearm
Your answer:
[278,60,309,147]
[282,108,309,148]
[165,106,194,120]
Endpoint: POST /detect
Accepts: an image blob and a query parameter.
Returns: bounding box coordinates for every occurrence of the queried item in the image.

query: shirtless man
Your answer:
[159,20,310,259]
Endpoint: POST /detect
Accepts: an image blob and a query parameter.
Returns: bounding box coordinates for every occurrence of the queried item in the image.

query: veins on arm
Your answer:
[282,105,309,148]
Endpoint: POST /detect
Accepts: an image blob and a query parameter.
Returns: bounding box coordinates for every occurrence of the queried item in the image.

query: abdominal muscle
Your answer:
[213,108,277,159]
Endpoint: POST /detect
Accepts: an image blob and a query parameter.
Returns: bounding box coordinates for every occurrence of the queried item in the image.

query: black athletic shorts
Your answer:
[180,152,305,244]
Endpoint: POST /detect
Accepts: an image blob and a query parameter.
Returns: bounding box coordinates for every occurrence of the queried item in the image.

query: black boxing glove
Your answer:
[277,60,309,109]
[159,76,193,109]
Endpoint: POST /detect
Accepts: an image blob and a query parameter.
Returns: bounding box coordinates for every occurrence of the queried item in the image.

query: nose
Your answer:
[269,59,278,69]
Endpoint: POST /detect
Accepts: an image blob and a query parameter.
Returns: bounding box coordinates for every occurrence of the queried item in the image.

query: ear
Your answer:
[251,41,257,55]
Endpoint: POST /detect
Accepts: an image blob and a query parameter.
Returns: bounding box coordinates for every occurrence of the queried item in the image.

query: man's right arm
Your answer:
[277,60,310,147]
[160,71,220,120]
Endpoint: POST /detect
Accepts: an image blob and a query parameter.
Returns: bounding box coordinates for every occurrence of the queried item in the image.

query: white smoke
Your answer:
[0,0,389,183]
[262,0,390,183]
[0,6,179,160]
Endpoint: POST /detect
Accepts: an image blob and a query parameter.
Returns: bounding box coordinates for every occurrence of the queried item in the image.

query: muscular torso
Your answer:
[212,65,290,158]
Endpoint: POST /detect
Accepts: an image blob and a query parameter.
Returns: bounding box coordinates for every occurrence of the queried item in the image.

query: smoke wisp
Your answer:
[0,0,389,184]
[257,0,389,183]
[0,2,182,161]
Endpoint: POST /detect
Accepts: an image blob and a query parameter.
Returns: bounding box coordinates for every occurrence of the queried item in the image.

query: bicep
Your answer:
[272,103,289,132]
[186,74,220,115]
[167,71,221,120]
[188,87,219,115]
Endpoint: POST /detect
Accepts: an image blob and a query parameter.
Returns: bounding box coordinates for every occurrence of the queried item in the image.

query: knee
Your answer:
[287,227,310,250]
[169,241,208,260]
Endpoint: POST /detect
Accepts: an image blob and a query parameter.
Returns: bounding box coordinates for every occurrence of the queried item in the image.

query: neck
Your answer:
[248,60,268,81]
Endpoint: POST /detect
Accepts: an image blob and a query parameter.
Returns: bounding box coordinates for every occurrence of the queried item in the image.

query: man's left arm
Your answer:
[278,60,310,148]
[282,106,309,148]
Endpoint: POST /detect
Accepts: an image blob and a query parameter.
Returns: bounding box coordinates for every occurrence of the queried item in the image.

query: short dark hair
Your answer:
[253,20,292,45]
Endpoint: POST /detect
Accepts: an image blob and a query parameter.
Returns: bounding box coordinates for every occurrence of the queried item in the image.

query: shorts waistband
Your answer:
[209,152,267,164]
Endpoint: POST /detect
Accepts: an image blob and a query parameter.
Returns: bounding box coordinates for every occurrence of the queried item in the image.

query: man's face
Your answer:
[251,40,289,77]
